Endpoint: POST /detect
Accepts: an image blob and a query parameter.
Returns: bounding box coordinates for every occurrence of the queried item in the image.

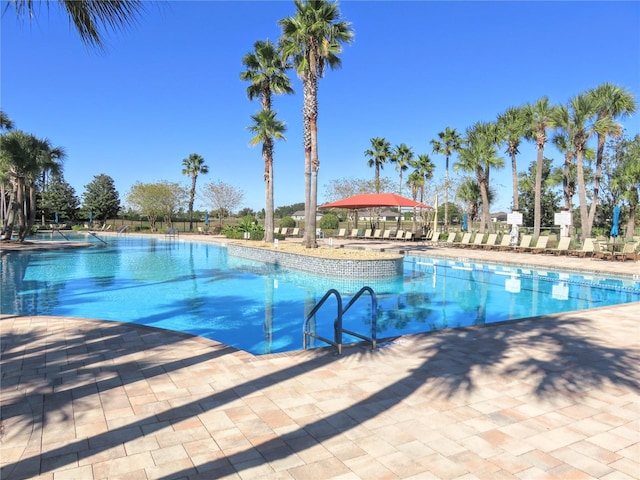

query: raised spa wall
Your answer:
[227,243,404,278]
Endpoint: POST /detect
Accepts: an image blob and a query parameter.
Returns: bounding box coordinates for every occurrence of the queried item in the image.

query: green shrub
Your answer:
[222,219,264,240]
[319,213,339,230]
[280,216,296,228]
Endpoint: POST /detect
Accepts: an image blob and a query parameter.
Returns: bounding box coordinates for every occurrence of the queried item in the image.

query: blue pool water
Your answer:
[2,234,639,355]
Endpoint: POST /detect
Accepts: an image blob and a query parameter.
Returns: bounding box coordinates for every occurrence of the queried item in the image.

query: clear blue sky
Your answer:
[2,1,639,213]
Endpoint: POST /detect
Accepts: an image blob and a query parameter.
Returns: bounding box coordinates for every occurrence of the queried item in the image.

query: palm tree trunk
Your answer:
[479,169,493,234]
[188,176,197,232]
[14,177,28,241]
[533,141,544,238]
[510,151,519,211]
[625,198,638,238]
[306,75,319,249]
[586,133,606,236]
[576,149,590,238]
[265,155,274,243]
[309,111,319,248]
[444,155,449,230]
[24,182,38,239]
[1,186,17,240]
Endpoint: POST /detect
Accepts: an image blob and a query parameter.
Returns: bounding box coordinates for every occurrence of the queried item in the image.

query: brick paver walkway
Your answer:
[1,238,638,479]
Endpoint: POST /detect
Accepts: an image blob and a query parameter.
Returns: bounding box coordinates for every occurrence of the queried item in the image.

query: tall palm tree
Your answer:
[524,96,557,238]
[181,153,208,232]
[247,110,287,243]
[550,105,577,214]
[430,127,461,230]
[496,106,526,212]
[568,93,599,238]
[364,137,391,193]
[279,0,354,248]
[8,0,147,49]
[454,122,503,234]
[391,143,413,196]
[586,83,637,232]
[241,38,293,241]
[241,39,294,112]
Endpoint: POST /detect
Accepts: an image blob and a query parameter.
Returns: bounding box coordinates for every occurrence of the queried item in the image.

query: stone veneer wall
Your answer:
[227,244,403,278]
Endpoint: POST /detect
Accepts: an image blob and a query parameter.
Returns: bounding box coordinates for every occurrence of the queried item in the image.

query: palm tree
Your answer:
[181,153,208,232]
[241,38,293,241]
[568,93,599,238]
[523,96,557,238]
[411,154,435,205]
[430,127,461,231]
[241,39,294,112]
[496,106,526,212]
[586,83,637,233]
[8,0,146,49]
[279,0,354,248]
[407,154,434,230]
[1,131,64,241]
[454,122,503,234]
[247,110,287,243]
[456,177,495,224]
[364,137,391,193]
[391,143,413,196]
[0,110,14,131]
[550,105,577,214]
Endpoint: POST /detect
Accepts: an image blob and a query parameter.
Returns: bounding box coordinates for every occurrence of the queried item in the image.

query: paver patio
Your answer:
[1,238,638,479]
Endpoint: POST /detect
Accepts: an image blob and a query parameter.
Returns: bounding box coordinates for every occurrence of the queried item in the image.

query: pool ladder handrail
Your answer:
[303,286,378,355]
[54,229,69,241]
[87,231,108,245]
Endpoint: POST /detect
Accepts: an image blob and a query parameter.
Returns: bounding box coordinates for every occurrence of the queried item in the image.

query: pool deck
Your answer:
[1,236,639,479]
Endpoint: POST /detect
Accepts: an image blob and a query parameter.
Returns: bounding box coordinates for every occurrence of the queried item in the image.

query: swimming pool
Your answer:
[2,234,639,355]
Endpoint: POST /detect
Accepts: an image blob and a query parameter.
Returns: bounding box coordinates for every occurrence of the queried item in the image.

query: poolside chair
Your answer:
[568,238,595,258]
[440,232,457,246]
[403,231,414,242]
[290,227,300,237]
[337,228,346,238]
[349,229,360,238]
[613,241,639,261]
[373,229,382,239]
[394,230,405,240]
[481,233,498,250]
[274,227,280,235]
[454,232,472,247]
[197,226,205,234]
[544,236,571,255]
[513,235,533,252]
[382,230,392,240]
[363,229,373,239]
[426,231,441,245]
[525,235,549,254]
[493,234,512,251]
[592,240,613,260]
[468,233,485,249]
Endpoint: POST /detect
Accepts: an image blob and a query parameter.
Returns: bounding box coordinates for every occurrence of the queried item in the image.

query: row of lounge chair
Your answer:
[426,232,639,260]
[273,227,417,241]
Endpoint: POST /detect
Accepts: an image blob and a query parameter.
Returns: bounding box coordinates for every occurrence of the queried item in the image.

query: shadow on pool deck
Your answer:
[1,301,638,479]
